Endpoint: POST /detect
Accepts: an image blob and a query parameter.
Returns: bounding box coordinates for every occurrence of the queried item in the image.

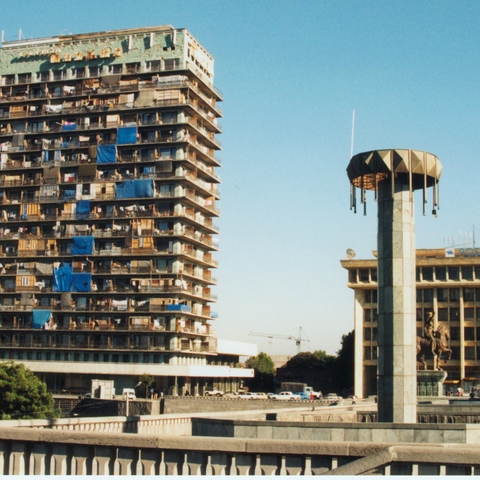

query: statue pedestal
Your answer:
[417,370,447,397]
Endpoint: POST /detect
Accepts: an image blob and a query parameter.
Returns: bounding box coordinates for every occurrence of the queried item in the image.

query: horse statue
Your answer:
[416,324,452,370]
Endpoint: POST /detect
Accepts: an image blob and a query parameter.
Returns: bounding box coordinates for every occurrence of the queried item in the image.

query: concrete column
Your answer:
[377,177,417,423]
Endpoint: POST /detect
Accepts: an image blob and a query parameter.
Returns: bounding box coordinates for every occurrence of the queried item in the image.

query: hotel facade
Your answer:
[0,26,254,396]
[341,248,480,398]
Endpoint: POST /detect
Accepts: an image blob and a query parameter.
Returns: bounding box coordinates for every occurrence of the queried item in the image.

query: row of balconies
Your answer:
[4,247,218,266]
[0,339,216,353]
[2,228,215,247]
[0,91,221,137]
[0,210,219,233]
[2,112,221,151]
[0,73,222,116]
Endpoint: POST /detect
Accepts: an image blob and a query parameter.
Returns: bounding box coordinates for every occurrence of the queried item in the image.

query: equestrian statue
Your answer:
[416,312,452,370]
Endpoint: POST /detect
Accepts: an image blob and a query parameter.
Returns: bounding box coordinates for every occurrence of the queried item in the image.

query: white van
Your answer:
[122,388,136,399]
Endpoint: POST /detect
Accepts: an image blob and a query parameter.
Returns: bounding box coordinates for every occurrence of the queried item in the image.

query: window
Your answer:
[359,269,369,282]
[449,267,459,281]
[109,64,122,74]
[416,308,423,321]
[463,267,474,281]
[437,288,448,302]
[146,60,161,72]
[364,347,371,360]
[423,289,433,303]
[465,288,475,302]
[364,328,371,341]
[164,58,180,70]
[371,290,377,303]
[371,269,377,282]
[416,267,421,282]
[465,347,475,360]
[465,327,475,340]
[372,328,378,341]
[365,291,372,303]
[465,308,475,320]
[450,327,460,340]
[416,289,423,303]
[438,308,448,322]
[450,308,460,321]
[82,183,91,195]
[89,66,100,77]
[422,267,433,281]
[161,112,178,124]
[372,347,378,360]
[348,270,356,283]
[450,289,460,302]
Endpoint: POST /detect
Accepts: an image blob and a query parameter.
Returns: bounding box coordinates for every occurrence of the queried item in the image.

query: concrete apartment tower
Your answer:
[347,149,442,422]
[0,26,255,396]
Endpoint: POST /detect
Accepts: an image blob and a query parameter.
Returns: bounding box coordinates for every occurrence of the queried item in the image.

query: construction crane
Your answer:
[249,327,309,354]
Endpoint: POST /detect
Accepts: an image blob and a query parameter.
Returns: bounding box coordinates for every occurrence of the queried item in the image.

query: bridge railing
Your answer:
[0,427,479,475]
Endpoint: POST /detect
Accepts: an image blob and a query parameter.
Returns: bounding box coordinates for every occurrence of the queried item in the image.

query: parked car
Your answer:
[238,392,255,399]
[294,391,311,401]
[325,393,340,400]
[223,391,240,398]
[269,391,301,401]
[251,392,268,400]
[205,389,224,397]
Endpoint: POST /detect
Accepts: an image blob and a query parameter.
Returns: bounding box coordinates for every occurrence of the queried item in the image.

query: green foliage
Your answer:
[0,361,56,419]
[139,374,155,388]
[284,351,335,369]
[244,352,275,392]
[245,352,275,375]
[279,331,355,393]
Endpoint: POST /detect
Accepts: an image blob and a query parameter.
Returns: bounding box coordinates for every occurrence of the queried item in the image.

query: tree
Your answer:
[335,330,355,391]
[0,361,56,419]
[245,352,275,392]
[284,351,335,370]
[245,352,275,375]
[139,374,156,398]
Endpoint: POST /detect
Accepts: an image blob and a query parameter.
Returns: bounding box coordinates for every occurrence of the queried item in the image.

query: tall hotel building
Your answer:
[0,26,254,395]
[341,248,480,398]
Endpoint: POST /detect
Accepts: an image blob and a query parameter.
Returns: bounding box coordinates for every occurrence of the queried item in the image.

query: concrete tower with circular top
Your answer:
[347,149,442,423]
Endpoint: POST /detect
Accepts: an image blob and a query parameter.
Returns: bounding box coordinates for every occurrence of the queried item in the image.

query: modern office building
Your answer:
[341,248,480,398]
[0,26,255,396]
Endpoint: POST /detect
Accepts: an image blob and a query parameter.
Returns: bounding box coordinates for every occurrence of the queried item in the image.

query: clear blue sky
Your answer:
[2,1,480,355]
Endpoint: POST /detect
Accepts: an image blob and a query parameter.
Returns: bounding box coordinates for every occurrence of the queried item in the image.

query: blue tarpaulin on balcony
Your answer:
[97,145,117,164]
[62,124,77,131]
[135,178,154,197]
[32,310,51,329]
[63,190,76,199]
[117,126,137,144]
[76,200,90,219]
[115,179,136,199]
[72,273,92,292]
[143,166,155,174]
[53,263,72,292]
[72,236,94,255]
[167,304,191,312]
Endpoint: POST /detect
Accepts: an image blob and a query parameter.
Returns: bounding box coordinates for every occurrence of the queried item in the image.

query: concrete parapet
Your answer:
[191,418,480,445]
[0,426,478,475]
